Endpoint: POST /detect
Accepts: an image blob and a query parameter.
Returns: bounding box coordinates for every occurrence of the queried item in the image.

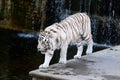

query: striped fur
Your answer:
[37,13,93,68]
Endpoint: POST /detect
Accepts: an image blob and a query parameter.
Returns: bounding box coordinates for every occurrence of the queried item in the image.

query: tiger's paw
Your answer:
[39,64,49,69]
[86,47,93,55]
[86,50,92,55]
[74,55,81,59]
[59,59,67,64]
[86,52,92,55]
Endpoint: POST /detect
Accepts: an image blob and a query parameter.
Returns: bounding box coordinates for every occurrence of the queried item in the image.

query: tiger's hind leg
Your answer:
[74,39,83,59]
[86,37,93,55]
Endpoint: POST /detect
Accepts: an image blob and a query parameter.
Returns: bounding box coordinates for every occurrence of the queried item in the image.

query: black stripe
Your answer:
[57,23,66,33]
[50,29,57,33]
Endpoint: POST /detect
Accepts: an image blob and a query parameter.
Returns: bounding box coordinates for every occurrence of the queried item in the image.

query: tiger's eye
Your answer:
[39,37,44,40]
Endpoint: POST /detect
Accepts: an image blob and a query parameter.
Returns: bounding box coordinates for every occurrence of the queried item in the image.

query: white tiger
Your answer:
[37,13,93,68]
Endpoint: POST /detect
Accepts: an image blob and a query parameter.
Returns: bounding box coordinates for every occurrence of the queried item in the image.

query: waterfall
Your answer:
[0,0,120,45]
[45,0,70,26]
[55,0,70,20]
[91,15,119,45]
[45,0,120,45]
[41,0,120,45]
[108,0,113,19]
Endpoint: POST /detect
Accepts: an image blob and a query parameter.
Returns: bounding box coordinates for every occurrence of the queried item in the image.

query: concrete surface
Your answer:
[29,45,120,80]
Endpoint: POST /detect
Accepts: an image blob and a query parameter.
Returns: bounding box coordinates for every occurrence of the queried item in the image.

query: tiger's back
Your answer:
[45,13,92,47]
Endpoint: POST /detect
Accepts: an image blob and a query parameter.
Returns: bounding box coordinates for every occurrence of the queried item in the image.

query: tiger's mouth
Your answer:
[40,51,46,54]
[37,49,45,53]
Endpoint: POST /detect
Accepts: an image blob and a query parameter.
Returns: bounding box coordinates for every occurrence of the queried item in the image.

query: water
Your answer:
[0,28,41,80]
[0,28,109,80]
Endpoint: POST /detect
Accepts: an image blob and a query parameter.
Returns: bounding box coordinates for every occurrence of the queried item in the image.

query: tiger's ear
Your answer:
[39,30,44,37]
[40,29,44,32]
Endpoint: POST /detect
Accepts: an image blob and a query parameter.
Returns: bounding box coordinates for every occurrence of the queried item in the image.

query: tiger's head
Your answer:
[37,24,59,54]
[37,31,50,54]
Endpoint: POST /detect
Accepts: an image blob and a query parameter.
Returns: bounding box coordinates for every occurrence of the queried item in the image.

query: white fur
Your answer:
[74,45,83,59]
[38,13,93,68]
[39,51,53,68]
[59,43,68,64]
[86,41,93,55]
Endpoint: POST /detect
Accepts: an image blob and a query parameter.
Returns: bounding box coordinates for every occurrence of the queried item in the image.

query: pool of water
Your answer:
[0,28,109,80]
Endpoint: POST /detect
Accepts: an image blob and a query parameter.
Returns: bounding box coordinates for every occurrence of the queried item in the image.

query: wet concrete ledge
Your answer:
[29,45,120,80]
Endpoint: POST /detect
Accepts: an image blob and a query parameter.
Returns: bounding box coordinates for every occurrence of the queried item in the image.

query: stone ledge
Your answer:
[29,45,120,80]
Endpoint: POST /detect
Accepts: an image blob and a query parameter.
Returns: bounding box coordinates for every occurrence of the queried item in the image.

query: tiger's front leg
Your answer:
[39,50,54,68]
[59,44,68,64]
